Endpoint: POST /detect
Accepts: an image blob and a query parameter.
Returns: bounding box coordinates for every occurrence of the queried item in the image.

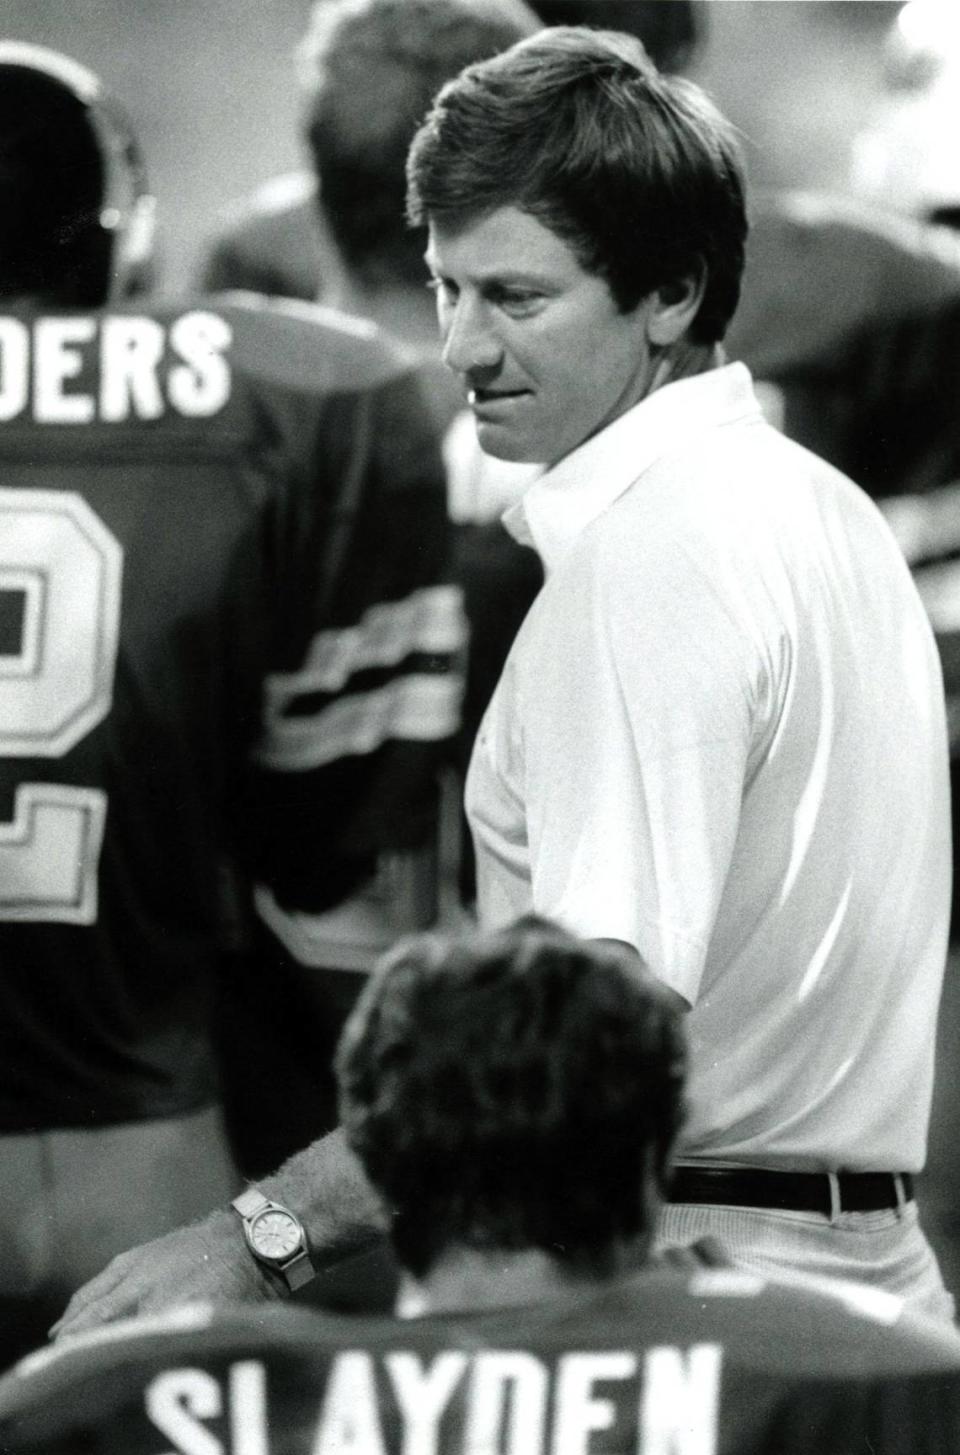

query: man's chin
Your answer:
[474,418,540,464]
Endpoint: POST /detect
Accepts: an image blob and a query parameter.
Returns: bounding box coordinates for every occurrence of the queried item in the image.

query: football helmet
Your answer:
[0,41,156,301]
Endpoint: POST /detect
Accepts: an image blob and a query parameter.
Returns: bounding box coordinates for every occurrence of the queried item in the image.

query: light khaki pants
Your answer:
[658,1197,956,1327]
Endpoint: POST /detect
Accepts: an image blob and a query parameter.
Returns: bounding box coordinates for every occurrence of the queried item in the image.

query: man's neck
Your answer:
[648,339,724,396]
[396,1240,650,1319]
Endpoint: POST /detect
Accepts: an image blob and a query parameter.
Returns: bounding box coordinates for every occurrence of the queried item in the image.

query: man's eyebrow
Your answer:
[423,257,557,289]
[481,271,555,288]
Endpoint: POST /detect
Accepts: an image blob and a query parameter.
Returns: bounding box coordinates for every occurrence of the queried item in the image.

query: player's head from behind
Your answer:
[406,27,747,465]
[297,0,540,291]
[0,42,154,307]
[336,916,687,1299]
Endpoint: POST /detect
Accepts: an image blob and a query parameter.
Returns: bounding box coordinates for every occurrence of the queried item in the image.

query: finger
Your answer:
[49,1261,133,1339]
[50,1255,127,1329]
[51,1286,130,1340]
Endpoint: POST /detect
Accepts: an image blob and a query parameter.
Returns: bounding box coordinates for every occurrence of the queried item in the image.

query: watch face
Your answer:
[250,1209,301,1261]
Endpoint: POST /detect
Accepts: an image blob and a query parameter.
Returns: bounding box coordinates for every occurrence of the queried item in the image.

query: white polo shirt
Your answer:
[465,363,951,1173]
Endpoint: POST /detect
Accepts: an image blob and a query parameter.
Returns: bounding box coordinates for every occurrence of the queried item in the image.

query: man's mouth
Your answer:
[468,387,531,405]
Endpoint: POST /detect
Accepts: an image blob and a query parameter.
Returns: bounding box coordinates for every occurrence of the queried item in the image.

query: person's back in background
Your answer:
[0,42,460,1366]
[300,0,548,909]
[197,0,703,904]
[10,920,960,1453]
[196,0,701,303]
[197,0,543,1183]
[721,1,960,937]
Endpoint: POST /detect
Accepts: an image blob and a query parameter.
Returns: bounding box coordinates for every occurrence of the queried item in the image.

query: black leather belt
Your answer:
[668,1167,914,1216]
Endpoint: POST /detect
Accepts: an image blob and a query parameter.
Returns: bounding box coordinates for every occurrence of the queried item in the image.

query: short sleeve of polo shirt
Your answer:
[517,518,756,1006]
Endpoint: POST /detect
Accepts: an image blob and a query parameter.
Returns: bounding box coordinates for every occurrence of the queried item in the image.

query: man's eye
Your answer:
[496,290,542,314]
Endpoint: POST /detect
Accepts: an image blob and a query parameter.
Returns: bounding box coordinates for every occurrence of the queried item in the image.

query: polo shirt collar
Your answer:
[502,361,761,572]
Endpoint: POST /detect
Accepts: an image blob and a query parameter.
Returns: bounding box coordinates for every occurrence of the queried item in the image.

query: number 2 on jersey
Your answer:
[0,489,122,923]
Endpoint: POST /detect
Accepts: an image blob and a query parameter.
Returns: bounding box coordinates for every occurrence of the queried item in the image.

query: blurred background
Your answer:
[0,0,310,293]
[2,0,955,291]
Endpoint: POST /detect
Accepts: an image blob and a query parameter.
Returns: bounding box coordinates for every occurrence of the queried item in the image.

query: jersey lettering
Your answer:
[642,1345,722,1455]
[0,318,29,421]
[464,1350,548,1455]
[35,317,97,424]
[0,489,122,923]
[169,311,233,416]
[146,1362,270,1455]
[145,1368,223,1455]
[383,1351,468,1451]
[554,1352,636,1455]
[0,310,232,423]
[229,1362,269,1455]
[0,784,106,925]
[100,316,166,422]
[314,1352,387,1455]
[141,1344,724,1455]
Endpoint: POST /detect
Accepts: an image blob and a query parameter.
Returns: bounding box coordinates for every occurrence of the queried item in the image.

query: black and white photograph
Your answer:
[2,1,960,1450]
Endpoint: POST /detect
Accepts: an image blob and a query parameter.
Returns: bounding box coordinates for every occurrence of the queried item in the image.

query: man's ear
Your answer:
[645,263,707,347]
[638,1137,673,1214]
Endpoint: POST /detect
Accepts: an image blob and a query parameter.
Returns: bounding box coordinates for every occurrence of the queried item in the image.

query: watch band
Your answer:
[273,1246,316,1292]
[231,1186,316,1292]
[232,1187,270,1220]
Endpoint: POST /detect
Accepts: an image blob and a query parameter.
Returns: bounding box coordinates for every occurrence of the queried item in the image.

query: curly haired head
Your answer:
[336,916,687,1277]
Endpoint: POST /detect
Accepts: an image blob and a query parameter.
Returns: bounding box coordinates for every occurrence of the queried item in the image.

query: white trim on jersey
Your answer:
[254,585,466,771]
[255,674,462,771]
[263,585,466,700]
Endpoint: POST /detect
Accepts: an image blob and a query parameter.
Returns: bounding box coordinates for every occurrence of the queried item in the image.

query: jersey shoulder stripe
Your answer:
[201,290,414,396]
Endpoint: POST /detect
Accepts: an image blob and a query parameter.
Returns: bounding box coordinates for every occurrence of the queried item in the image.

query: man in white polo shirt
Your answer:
[51,23,954,1337]
[404,26,954,1320]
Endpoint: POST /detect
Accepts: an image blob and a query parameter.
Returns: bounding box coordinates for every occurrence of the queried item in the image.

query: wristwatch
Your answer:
[231,1187,315,1291]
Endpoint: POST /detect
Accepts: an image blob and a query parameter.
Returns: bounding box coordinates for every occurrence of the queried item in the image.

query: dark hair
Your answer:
[529,1,703,74]
[406,26,747,342]
[0,63,107,303]
[300,0,539,289]
[336,916,687,1278]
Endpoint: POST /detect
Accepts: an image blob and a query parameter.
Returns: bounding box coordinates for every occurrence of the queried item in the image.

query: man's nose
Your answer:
[441,295,502,375]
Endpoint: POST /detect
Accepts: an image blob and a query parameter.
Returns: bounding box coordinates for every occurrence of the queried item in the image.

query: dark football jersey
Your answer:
[1,1268,959,1453]
[0,292,463,1129]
